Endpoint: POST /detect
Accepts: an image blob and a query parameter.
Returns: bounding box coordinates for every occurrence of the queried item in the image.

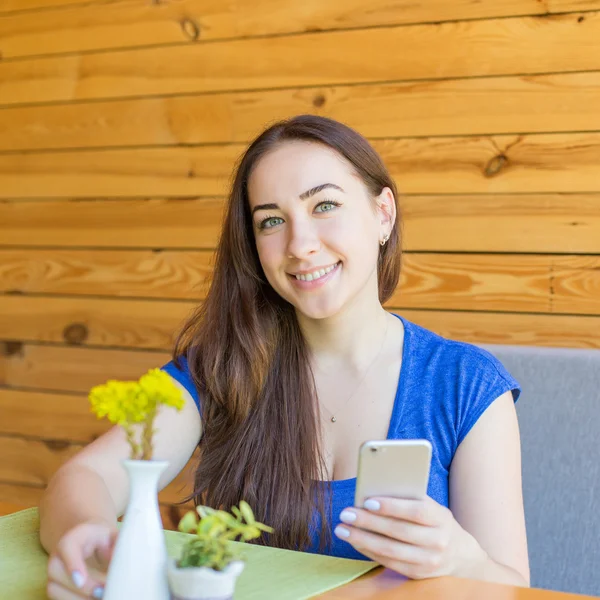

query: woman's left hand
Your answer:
[334,496,488,580]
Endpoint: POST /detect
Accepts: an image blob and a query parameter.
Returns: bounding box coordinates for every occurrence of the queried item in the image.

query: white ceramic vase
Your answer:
[103,459,170,600]
[167,559,245,600]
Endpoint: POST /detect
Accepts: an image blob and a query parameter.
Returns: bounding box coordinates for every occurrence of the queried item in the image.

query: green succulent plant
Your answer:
[176,501,273,571]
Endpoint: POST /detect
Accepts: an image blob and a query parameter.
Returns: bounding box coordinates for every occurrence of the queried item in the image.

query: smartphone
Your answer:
[354,439,432,507]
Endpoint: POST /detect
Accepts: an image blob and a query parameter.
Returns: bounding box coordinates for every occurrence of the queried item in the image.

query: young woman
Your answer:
[40,115,529,599]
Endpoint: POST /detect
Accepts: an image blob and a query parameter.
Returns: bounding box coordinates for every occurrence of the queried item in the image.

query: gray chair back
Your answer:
[479,343,600,596]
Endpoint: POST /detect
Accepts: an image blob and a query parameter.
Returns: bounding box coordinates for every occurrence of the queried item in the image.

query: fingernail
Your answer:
[334,525,350,539]
[71,571,85,589]
[364,499,381,511]
[339,510,357,524]
[92,586,104,599]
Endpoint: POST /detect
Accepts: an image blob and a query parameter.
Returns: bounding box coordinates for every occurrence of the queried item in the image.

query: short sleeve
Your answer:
[455,346,521,447]
[160,356,202,414]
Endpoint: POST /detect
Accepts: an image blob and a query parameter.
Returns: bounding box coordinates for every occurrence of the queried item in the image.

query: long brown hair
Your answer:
[172,115,402,550]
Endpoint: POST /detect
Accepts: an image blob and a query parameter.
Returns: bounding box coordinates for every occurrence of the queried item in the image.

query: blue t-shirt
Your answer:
[161,313,521,561]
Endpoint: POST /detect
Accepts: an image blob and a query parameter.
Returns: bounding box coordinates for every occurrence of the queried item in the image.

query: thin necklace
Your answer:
[320,320,389,423]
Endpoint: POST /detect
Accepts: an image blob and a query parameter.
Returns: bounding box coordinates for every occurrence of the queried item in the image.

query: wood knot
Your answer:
[312,94,326,108]
[1,341,23,356]
[63,323,89,345]
[180,18,201,41]
[578,15,585,22]
[43,439,71,452]
[484,154,509,178]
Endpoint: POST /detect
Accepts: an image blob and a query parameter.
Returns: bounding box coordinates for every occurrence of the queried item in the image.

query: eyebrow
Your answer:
[251,183,344,216]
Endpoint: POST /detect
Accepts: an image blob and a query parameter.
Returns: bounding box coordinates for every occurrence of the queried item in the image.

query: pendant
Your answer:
[331,416,337,423]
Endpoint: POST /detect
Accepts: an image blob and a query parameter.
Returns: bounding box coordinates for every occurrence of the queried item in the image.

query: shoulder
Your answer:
[160,354,202,413]
[401,316,520,400]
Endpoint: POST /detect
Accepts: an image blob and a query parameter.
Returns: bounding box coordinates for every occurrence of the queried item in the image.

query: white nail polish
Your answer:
[92,586,104,599]
[339,510,357,524]
[364,499,381,511]
[334,525,350,538]
[71,571,85,588]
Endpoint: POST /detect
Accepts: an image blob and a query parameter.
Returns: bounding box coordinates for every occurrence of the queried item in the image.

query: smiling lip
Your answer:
[288,261,341,290]
[289,262,340,278]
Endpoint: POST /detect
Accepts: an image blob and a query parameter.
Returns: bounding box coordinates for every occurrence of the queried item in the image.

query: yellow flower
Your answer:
[89,380,145,425]
[89,368,185,460]
[139,368,185,411]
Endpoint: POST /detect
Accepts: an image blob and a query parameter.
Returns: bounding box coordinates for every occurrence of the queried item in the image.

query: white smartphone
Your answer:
[354,439,433,507]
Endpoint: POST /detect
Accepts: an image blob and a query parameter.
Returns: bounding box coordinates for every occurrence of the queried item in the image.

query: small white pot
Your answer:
[167,558,245,600]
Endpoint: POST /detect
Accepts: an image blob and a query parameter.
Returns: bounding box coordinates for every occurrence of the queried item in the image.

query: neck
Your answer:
[296,286,391,372]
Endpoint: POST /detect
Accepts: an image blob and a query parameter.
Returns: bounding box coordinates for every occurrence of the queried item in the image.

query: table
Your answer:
[1,503,595,600]
[317,568,599,599]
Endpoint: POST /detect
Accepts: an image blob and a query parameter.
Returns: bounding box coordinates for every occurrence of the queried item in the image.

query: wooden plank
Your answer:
[0,295,192,349]
[0,249,213,298]
[375,133,600,195]
[399,255,548,314]
[2,12,600,105]
[1,193,599,255]
[0,198,226,245]
[0,482,43,508]
[0,0,105,14]
[4,133,600,198]
[1,0,597,22]
[1,257,599,345]
[401,193,600,253]
[0,344,170,392]
[6,1,600,61]
[400,255,600,315]
[0,500,30,515]
[401,309,600,349]
[550,255,600,314]
[552,0,600,8]
[0,147,236,198]
[0,435,81,486]
[7,72,600,151]
[8,0,600,60]
[0,388,111,442]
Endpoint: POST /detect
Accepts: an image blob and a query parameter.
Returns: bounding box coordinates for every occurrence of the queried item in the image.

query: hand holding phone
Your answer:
[354,439,432,507]
[340,441,486,582]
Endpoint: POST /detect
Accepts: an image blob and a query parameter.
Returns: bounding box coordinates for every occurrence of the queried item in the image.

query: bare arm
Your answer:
[449,390,530,586]
[39,377,201,554]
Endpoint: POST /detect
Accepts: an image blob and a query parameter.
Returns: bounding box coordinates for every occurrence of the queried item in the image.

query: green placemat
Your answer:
[0,508,376,600]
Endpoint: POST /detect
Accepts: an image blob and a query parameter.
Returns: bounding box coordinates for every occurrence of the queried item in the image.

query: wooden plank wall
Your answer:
[2,0,600,525]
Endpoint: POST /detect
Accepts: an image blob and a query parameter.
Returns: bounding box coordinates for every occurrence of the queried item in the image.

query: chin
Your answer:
[292,297,347,321]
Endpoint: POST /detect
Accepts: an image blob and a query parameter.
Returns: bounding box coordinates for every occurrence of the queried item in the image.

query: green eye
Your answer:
[259,216,284,230]
[315,200,341,213]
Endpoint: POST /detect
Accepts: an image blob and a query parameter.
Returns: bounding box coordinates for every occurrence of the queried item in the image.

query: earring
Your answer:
[380,234,390,246]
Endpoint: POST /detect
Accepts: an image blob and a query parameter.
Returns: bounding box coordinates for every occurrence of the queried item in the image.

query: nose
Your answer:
[286,214,321,259]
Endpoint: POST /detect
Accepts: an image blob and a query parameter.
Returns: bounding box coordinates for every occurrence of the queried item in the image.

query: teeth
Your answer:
[295,263,338,281]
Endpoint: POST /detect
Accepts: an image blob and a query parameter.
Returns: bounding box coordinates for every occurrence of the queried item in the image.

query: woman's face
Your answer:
[247,141,394,320]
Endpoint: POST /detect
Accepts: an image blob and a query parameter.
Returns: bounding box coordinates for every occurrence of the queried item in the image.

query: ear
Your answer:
[375,187,396,238]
